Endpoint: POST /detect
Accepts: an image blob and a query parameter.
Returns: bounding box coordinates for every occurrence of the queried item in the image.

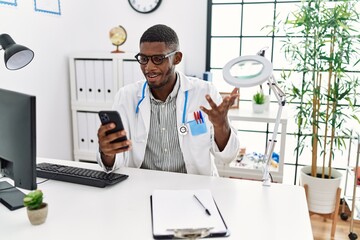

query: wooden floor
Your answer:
[311,211,360,240]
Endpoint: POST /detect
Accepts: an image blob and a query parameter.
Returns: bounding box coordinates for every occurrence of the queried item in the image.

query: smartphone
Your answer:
[98,111,128,145]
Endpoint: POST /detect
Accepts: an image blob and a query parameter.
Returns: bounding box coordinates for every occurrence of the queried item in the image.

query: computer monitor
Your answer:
[0,88,37,210]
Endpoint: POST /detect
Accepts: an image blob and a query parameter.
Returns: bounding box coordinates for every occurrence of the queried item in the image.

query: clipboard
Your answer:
[150,189,229,239]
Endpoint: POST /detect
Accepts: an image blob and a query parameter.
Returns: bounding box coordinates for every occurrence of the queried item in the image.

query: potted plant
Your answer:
[252,91,268,113]
[281,0,360,215]
[23,189,48,225]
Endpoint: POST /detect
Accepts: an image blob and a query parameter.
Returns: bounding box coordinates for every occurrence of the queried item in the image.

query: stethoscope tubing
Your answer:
[135,81,189,134]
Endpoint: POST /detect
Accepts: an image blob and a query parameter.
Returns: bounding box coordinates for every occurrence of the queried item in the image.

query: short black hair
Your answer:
[140,24,179,50]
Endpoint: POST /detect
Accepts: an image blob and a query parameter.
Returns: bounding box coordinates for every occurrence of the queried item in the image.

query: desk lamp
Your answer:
[222,49,286,186]
[0,33,34,70]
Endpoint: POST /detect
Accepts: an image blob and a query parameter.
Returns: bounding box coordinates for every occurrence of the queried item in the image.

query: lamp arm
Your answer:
[268,75,286,106]
[262,75,286,186]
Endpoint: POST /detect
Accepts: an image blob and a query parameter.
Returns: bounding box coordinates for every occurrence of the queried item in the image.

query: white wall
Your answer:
[0,0,207,160]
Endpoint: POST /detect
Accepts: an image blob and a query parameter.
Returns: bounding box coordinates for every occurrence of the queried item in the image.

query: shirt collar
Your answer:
[149,73,180,103]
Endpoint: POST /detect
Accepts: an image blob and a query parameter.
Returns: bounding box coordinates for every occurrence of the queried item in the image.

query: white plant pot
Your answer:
[252,96,269,113]
[252,102,266,113]
[27,203,48,225]
[300,166,342,214]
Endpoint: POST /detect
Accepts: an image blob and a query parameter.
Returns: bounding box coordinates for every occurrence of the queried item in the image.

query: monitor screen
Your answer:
[0,88,37,210]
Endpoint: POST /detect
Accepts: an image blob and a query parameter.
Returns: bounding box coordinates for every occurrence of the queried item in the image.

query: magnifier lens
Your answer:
[230,60,263,80]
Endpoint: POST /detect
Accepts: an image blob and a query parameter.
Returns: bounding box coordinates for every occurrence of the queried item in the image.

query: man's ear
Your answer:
[173,51,183,65]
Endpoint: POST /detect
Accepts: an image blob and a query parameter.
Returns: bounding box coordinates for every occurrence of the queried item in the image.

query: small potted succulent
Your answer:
[23,189,48,225]
[252,91,267,113]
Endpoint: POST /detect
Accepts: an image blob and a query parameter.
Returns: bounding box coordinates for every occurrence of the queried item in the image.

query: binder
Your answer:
[75,60,87,102]
[103,60,114,103]
[132,60,144,82]
[123,60,143,86]
[77,111,89,150]
[94,60,106,102]
[122,60,134,87]
[86,112,98,151]
[85,60,96,102]
[150,189,229,239]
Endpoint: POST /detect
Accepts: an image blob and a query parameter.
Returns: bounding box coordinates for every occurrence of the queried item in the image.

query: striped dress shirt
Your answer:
[141,78,187,173]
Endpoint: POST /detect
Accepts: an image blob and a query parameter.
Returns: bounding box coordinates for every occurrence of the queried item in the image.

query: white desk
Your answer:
[1,158,312,240]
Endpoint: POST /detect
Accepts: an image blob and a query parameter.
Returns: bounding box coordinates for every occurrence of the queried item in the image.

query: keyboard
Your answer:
[36,162,129,188]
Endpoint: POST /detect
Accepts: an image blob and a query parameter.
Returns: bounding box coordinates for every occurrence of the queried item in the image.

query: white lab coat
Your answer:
[98,71,240,176]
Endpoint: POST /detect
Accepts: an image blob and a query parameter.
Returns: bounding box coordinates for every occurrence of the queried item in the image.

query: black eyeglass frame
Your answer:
[134,50,178,65]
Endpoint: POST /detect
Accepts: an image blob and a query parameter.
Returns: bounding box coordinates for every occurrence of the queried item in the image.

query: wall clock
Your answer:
[128,0,162,14]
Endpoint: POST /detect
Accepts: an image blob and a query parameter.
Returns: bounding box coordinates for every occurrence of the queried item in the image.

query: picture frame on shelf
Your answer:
[220,92,239,109]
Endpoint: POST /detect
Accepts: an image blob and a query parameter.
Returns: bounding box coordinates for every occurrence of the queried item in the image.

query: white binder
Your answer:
[123,60,134,86]
[103,60,114,103]
[133,61,144,82]
[75,60,87,102]
[77,111,89,151]
[94,60,105,103]
[86,112,98,151]
[123,60,143,86]
[85,60,96,102]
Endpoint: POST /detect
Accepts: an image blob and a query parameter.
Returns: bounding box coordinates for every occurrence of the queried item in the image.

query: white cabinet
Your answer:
[217,103,287,183]
[69,52,142,162]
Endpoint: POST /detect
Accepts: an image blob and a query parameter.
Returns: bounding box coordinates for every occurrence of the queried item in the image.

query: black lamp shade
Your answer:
[0,34,34,70]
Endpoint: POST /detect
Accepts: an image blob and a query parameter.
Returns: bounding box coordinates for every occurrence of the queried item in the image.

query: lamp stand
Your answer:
[262,75,286,186]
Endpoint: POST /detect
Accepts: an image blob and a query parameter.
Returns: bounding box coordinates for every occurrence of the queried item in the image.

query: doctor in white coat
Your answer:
[97,24,240,176]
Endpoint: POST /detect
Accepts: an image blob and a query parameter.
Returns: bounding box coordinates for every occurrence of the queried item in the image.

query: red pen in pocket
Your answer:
[194,111,202,124]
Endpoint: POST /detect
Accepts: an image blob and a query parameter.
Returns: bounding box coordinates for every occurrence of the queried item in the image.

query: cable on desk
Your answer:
[37,179,50,185]
[0,185,16,192]
[0,179,49,192]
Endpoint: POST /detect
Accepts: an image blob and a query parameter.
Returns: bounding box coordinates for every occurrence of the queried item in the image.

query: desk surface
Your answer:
[1,158,313,240]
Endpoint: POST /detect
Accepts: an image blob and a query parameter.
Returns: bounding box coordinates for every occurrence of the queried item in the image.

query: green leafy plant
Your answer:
[281,0,360,178]
[23,190,44,210]
[253,91,266,105]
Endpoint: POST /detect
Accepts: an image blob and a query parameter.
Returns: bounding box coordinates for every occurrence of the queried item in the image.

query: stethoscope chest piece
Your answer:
[178,124,188,135]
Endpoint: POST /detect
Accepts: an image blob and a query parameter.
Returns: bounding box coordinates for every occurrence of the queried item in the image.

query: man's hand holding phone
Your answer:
[97,111,132,167]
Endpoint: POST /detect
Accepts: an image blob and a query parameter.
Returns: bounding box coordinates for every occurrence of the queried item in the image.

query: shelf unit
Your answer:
[216,103,287,183]
[69,52,142,162]
[341,136,360,239]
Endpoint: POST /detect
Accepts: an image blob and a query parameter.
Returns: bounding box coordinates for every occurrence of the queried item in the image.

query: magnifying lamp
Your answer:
[223,52,286,186]
[0,33,34,70]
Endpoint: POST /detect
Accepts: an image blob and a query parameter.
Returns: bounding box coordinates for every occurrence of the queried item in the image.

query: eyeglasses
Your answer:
[134,51,177,65]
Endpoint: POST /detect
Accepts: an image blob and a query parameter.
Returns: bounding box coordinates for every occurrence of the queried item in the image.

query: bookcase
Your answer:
[69,52,142,162]
[216,104,287,183]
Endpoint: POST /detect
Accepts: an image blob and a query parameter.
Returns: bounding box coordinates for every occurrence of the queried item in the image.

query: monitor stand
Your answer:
[0,181,25,211]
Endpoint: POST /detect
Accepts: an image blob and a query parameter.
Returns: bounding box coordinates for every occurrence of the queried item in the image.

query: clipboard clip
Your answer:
[167,227,214,239]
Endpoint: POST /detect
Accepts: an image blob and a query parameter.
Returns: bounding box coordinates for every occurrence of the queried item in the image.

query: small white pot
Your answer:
[26,203,48,225]
[252,96,269,113]
[252,102,266,113]
[300,166,342,214]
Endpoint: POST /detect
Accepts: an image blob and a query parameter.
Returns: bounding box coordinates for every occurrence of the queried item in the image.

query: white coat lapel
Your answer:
[136,82,151,141]
[176,72,194,150]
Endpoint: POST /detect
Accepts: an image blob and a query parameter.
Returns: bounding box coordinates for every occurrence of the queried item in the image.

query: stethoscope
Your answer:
[135,82,189,135]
